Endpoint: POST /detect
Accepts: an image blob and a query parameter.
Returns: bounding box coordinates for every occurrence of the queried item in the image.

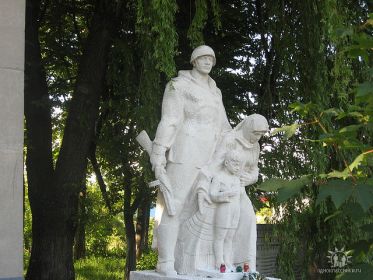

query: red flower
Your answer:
[259,196,268,203]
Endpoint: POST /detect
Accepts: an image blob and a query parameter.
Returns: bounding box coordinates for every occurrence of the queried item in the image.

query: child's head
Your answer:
[224,150,244,175]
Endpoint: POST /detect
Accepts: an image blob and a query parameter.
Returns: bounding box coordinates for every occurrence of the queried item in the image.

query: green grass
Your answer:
[75,257,125,280]
[24,251,156,279]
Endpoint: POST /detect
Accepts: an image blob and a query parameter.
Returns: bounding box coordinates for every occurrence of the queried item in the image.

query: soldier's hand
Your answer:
[150,143,167,172]
[154,165,166,180]
[150,153,166,173]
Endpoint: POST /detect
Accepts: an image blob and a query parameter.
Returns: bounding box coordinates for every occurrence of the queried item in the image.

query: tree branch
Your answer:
[131,194,144,214]
[88,148,112,212]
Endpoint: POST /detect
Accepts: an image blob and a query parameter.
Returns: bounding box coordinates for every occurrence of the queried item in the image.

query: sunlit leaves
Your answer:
[348,153,368,172]
[327,169,351,179]
[271,123,299,139]
[289,101,318,117]
[326,152,373,179]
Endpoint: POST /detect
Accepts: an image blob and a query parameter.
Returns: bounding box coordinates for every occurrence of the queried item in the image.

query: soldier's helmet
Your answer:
[190,45,216,66]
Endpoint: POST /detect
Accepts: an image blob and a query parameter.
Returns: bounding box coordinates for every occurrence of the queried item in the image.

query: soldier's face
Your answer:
[193,55,214,74]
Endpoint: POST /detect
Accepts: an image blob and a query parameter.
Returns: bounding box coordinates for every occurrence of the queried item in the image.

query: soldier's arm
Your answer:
[151,81,184,169]
[217,88,232,134]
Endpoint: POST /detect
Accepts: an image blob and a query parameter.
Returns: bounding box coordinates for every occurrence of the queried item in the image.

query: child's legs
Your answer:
[214,228,227,267]
[223,229,235,266]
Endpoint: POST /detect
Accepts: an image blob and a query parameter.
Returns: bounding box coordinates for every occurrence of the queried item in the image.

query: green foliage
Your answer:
[352,182,373,212]
[262,8,373,279]
[136,250,158,270]
[336,263,373,280]
[24,182,32,259]
[84,185,125,257]
[75,257,124,280]
[187,0,208,47]
[137,0,178,78]
[277,176,312,203]
[25,0,373,278]
[258,176,312,203]
[271,124,300,139]
[316,180,354,209]
[209,0,221,31]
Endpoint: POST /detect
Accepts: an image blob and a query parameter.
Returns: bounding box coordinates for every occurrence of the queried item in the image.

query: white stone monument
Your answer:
[0,1,25,279]
[134,46,272,280]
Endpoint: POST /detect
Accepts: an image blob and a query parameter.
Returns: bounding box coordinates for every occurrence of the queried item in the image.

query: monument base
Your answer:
[130,270,281,280]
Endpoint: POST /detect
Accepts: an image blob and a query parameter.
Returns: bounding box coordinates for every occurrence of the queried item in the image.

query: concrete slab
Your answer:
[0,0,25,71]
[0,0,25,28]
[0,0,25,279]
[0,69,23,150]
[0,25,25,71]
[0,150,23,278]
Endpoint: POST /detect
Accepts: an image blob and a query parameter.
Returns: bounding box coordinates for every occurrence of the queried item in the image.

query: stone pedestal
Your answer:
[0,1,25,279]
[130,271,281,280]
[130,271,242,280]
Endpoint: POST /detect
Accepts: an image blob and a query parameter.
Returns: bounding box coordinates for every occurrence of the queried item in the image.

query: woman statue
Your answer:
[175,114,269,275]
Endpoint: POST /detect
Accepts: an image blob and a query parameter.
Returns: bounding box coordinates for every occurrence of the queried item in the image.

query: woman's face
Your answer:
[243,125,266,144]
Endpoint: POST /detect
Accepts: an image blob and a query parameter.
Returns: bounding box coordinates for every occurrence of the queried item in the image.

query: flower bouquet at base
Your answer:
[241,271,267,280]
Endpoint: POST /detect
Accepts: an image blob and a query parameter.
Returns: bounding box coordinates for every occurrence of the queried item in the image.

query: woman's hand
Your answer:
[198,191,212,214]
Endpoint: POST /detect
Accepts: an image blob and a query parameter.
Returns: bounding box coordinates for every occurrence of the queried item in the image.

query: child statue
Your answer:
[210,150,245,270]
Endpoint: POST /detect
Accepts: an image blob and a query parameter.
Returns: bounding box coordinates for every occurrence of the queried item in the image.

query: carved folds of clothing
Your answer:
[153,70,231,169]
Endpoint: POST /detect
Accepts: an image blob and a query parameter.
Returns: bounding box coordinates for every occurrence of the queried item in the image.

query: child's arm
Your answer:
[210,177,232,203]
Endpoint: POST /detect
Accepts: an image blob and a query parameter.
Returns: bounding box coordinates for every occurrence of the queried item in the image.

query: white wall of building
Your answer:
[0,0,25,279]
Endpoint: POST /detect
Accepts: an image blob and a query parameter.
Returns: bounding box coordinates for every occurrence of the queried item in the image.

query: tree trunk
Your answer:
[25,0,114,279]
[74,185,87,260]
[122,158,145,279]
[136,197,150,259]
[123,165,137,278]
[124,211,137,279]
